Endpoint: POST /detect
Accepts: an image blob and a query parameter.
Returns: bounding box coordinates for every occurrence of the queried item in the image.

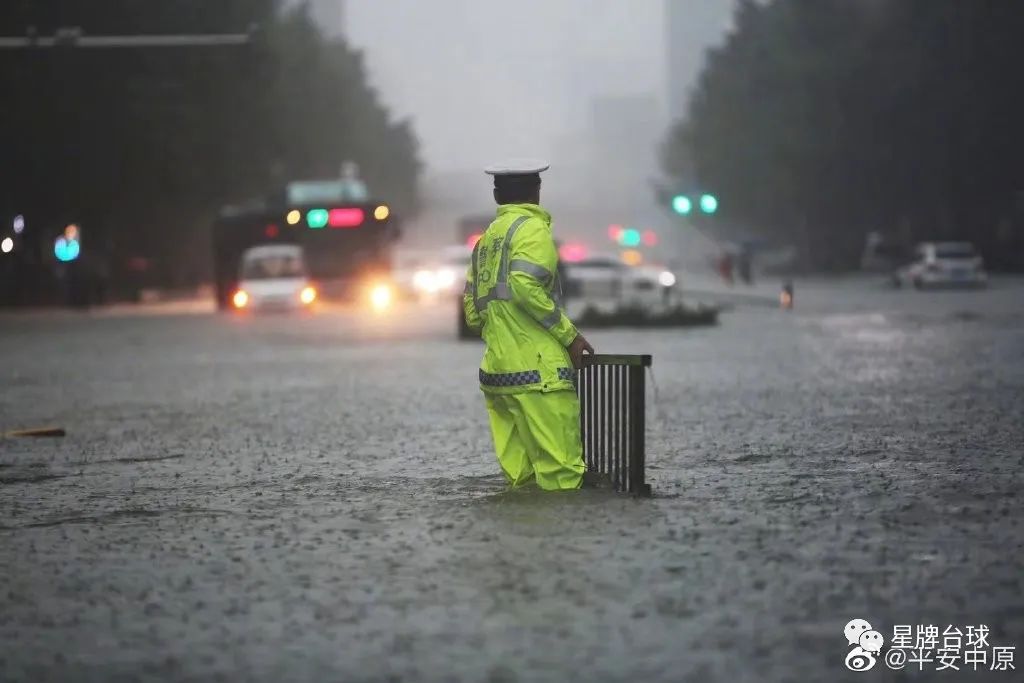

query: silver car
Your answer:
[893,242,987,289]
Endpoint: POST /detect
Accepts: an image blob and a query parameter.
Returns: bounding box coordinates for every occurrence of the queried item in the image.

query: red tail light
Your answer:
[328,208,364,228]
[559,243,588,262]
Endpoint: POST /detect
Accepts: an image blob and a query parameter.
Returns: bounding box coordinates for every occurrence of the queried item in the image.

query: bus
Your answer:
[211,178,400,310]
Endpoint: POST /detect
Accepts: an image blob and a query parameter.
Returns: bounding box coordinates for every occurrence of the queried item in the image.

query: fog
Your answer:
[339,0,734,250]
[348,1,646,170]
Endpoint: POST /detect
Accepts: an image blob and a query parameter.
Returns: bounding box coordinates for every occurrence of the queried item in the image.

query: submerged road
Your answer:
[1,277,1022,681]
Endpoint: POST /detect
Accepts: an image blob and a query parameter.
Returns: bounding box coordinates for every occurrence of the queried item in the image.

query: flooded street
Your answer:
[2,277,1022,682]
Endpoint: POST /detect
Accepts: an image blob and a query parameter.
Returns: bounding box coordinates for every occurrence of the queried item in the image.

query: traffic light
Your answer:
[672,195,692,215]
[619,228,641,247]
[700,193,718,214]
[54,236,80,262]
[670,193,719,216]
[620,249,643,266]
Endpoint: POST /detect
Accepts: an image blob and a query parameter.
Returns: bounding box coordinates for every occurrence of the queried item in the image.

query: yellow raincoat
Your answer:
[463,203,585,490]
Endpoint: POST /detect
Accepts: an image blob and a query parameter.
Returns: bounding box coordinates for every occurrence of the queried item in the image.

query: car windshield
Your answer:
[935,244,975,259]
[242,254,305,279]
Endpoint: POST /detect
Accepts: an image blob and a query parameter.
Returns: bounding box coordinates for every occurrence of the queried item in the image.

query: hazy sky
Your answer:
[342,1,733,173]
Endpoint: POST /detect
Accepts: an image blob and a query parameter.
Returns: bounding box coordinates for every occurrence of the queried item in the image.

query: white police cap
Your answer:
[484,158,550,176]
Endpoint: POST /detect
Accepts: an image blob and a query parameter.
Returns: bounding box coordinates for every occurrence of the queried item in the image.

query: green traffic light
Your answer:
[620,228,641,247]
[672,195,692,215]
[307,209,329,228]
[699,194,718,214]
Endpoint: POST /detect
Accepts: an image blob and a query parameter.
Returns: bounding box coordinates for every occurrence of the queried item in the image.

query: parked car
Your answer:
[564,256,678,312]
[892,242,987,289]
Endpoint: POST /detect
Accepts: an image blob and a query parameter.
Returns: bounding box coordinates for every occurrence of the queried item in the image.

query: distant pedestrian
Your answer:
[737,243,754,285]
[717,251,734,285]
[780,280,794,309]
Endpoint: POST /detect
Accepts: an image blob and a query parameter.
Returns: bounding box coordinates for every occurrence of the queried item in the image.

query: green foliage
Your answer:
[0,1,420,285]
[664,0,1024,269]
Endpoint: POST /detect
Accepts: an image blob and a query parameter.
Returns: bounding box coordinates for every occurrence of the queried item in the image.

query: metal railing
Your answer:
[577,354,652,495]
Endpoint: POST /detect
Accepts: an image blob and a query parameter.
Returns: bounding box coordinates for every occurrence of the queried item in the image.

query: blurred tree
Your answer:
[0,1,420,290]
[662,0,1024,270]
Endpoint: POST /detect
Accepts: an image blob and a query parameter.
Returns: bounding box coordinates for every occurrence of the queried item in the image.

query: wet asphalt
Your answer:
[1,277,1022,682]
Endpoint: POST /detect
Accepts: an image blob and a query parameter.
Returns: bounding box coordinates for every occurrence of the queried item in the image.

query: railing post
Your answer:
[578,354,652,495]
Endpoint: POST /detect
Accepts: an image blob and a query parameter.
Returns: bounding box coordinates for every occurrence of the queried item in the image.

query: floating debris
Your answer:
[3,426,66,438]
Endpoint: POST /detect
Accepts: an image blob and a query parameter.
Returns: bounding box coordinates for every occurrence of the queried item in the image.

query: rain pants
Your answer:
[463,203,585,490]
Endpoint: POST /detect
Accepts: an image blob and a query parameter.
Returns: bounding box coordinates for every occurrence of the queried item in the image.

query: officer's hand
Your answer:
[568,334,594,369]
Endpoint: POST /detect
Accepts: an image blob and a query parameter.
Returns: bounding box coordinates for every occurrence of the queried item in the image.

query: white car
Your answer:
[393,246,470,301]
[893,242,987,289]
[564,256,677,313]
[564,256,623,301]
[432,246,472,298]
[232,244,317,311]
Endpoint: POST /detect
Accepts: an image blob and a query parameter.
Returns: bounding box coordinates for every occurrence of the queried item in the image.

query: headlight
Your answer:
[369,283,393,312]
[299,286,317,305]
[436,267,456,289]
[232,290,249,309]
[658,271,677,287]
[412,269,437,293]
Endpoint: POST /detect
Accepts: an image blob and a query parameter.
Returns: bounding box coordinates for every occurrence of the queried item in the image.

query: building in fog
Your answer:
[587,93,661,204]
[665,0,733,122]
[309,0,346,36]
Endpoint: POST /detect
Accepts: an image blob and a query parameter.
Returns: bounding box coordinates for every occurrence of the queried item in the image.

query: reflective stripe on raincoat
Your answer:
[463,203,578,395]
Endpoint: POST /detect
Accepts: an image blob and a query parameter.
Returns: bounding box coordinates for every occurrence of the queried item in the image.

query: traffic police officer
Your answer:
[463,159,594,490]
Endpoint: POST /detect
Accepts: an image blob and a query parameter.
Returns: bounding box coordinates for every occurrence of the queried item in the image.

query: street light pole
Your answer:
[0,27,255,49]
